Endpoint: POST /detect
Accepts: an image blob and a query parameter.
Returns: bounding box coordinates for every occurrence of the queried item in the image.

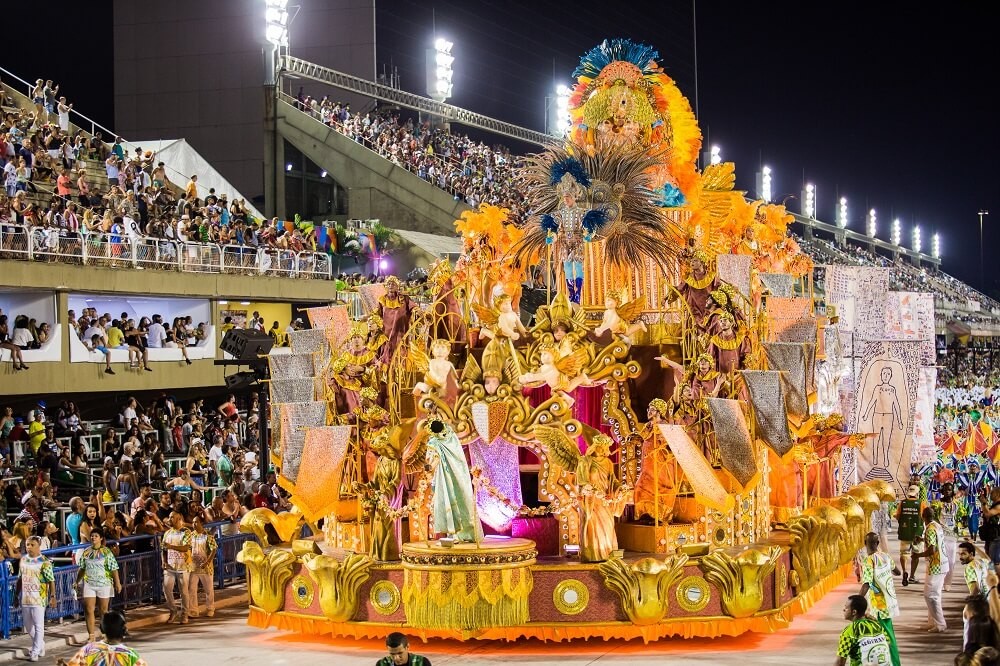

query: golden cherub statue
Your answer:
[593,289,646,343]
[534,425,627,562]
[411,338,459,404]
[476,293,527,342]
[519,342,592,407]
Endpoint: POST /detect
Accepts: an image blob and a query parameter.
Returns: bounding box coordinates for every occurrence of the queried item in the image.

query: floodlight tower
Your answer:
[837,197,848,229]
[867,208,877,238]
[802,183,815,218]
[891,218,902,246]
[427,38,454,102]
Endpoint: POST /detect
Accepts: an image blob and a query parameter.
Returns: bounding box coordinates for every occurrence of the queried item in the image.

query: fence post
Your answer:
[0,560,11,639]
[81,231,89,265]
[215,529,225,590]
[26,228,34,262]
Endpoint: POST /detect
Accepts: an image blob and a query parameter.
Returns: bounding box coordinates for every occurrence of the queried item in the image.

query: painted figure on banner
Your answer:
[423,419,482,543]
[377,275,415,366]
[858,362,908,483]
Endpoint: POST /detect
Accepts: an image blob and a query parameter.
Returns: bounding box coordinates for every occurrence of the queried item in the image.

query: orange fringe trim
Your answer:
[247,563,850,643]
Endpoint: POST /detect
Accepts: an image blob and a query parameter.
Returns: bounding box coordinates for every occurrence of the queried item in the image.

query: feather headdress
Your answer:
[511,139,683,272]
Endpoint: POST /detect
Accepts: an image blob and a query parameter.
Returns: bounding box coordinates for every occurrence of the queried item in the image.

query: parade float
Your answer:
[238,38,921,642]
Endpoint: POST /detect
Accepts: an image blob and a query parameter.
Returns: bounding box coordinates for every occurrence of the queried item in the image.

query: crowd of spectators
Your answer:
[295,92,528,223]
[1,87,327,269]
[68,306,209,373]
[800,235,1000,314]
[0,392,289,560]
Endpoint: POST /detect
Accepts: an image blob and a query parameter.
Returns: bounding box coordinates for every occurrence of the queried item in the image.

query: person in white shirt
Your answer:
[11,323,34,348]
[146,315,167,348]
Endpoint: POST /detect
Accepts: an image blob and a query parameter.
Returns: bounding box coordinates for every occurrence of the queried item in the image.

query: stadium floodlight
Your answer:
[932,232,941,259]
[803,183,815,218]
[867,208,877,238]
[710,145,721,165]
[427,38,454,101]
[912,225,922,254]
[264,0,289,46]
[761,166,772,203]
[551,84,572,137]
[837,196,848,229]
[891,218,901,246]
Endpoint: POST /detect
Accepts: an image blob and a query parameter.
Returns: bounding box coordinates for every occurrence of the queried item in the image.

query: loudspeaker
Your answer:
[220,329,274,362]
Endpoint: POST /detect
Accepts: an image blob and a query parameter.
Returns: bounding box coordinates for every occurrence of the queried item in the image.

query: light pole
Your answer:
[980,209,989,287]
[837,197,848,229]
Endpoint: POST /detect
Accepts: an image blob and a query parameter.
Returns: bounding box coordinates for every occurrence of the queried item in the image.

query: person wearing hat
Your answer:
[896,484,925,586]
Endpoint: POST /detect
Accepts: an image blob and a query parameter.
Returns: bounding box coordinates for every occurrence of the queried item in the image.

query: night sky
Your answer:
[5,2,997,291]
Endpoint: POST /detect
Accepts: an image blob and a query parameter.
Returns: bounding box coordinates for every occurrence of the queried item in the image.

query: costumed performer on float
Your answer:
[424,419,482,543]
[378,276,415,366]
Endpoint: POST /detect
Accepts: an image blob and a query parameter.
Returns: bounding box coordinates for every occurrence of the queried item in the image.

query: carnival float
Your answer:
[237,39,911,642]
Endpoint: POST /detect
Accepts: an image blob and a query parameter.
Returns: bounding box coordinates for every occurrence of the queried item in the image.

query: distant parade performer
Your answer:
[896,484,924,586]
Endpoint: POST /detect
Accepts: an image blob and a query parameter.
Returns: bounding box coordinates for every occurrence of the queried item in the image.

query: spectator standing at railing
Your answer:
[161,511,192,624]
[17,535,56,662]
[66,496,85,544]
[187,515,217,618]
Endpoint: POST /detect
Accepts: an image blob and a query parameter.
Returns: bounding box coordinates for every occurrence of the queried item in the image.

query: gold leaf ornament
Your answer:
[700,546,781,618]
[598,553,689,625]
[302,552,374,622]
[237,541,298,613]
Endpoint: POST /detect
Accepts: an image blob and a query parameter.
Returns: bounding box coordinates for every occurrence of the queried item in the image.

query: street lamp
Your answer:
[427,38,454,101]
[837,196,848,229]
[710,145,721,165]
[912,225,921,254]
[891,218,901,246]
[932,232,941,260]
[867,208,877,238]
[803,183,815,218]
[979,209,989,287]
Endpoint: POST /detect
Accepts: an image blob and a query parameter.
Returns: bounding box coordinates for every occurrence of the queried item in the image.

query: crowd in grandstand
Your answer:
[0,393,285,550]
[295,91,528,223]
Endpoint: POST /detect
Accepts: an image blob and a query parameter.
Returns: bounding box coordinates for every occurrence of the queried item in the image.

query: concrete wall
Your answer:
[113,0,375,205]
[276,99,468,236]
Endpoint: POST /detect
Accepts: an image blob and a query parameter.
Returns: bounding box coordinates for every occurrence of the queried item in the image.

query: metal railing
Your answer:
[0,222,333,279]
[0,523,255,638]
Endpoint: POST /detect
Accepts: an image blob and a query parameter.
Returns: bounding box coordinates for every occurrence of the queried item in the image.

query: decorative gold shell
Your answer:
[302,552,374,622]
[598,553,689,625]
[237,541,297,613]
[700,546,781,618]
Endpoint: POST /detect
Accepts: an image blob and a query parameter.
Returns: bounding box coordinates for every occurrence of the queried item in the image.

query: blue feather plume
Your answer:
[582,208,608,235]
[572,39,661,80]
[656,183,687,208]
[549,158,591,188]
[541,213,559,233]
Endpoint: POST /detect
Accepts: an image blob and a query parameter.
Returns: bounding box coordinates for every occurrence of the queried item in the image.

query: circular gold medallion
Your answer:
[675,575,710,613]
[291,574,314,609]
[553,579,589,615]
[370,580,401,616]
[713,527,727,545]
